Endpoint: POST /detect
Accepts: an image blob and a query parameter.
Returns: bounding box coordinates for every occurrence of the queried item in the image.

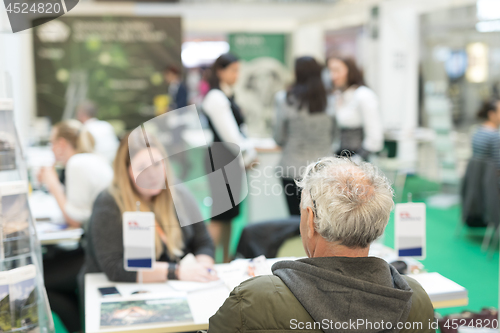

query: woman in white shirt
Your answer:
[38,119,113,228]
[328,57,384,160]
[202,53,256,263]
[37,119,113,332]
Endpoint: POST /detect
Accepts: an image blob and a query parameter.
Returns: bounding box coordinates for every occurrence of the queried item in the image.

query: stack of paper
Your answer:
[407,272,467,303]
[29,191,65,224]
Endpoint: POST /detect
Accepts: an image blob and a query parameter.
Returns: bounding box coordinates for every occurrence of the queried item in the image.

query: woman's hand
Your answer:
[178,260,219,282]
[38,166,81,228]
[38,166,61,192]
[196,254,215,269]
[245,158,259,171]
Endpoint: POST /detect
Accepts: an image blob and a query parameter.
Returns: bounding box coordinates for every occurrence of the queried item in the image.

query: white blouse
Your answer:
[202,89,256,166]
[335,86,384,153]
[84,118,119,165]
[65,153,113,224]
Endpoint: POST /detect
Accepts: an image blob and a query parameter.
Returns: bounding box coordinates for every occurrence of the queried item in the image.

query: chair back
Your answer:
[461,158,499,227]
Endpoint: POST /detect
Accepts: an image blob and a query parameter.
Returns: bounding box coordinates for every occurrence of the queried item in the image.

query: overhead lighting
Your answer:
[477,0,500,21]
[476,19,500,32]
[181,41,230,68]
[466,42,488,83]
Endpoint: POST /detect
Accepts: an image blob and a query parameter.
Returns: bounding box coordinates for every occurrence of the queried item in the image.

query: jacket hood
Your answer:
[272,256,413,333]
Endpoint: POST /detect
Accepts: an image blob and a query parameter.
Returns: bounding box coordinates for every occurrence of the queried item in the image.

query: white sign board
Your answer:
[395,202,426,259]
[123,211,155,271]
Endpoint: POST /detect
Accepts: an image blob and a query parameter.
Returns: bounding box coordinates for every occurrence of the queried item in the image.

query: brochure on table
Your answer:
[100,292,192,328]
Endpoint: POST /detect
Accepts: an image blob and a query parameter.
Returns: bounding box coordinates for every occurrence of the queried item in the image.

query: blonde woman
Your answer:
[38,119,113,333]
[38,119,113,227]
[79,132,216,286]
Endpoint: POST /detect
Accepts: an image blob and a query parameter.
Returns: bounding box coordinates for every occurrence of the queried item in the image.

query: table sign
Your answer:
[123,211,155,271]
[395,202,426,259]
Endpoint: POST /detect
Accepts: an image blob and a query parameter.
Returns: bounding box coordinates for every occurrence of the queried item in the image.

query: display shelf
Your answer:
[0,75,54,333]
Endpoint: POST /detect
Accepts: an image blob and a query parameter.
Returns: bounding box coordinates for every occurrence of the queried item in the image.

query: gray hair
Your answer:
[296,156,394,248]
[77,100,97,118]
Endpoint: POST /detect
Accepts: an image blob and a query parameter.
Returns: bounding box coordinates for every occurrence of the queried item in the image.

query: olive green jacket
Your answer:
[208,258,435,333]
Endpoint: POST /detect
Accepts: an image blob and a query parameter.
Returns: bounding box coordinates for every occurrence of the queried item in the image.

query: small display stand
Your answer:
[0,76,54,333]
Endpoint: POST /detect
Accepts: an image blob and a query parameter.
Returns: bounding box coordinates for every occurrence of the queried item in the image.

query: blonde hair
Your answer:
[109,132,184,259]
[54,119,95,154]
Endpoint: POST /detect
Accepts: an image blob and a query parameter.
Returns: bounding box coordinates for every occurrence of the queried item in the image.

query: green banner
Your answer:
[33,16,182,129]
[228,33,287,64]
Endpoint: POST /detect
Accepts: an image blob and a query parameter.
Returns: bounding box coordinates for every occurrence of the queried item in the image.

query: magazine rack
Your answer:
[0,75,54,333]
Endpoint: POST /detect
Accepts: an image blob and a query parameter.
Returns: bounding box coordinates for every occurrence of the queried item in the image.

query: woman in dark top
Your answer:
[79,132,216,291]
[202,53,256,262]
[472,99,500,168]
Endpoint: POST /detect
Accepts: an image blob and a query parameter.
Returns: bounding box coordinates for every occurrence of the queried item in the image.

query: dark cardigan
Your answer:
[78,185,214,290]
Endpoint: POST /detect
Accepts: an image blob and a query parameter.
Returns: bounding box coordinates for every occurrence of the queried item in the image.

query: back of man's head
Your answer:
[297,156,394,248]
[76,100,97,122]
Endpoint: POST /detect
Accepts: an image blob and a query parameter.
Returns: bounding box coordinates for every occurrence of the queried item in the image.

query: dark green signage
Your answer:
[228,33,287,64]
[33,16,182,129]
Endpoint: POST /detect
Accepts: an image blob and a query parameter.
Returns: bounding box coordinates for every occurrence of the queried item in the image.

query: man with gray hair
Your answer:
[208,156,435,333]
[76,100,119,164]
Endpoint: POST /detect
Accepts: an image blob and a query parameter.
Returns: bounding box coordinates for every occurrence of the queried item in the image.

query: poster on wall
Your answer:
[33,16,182,129]
[228,33,291,138]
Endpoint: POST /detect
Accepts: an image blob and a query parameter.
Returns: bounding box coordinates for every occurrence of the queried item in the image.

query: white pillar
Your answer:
[292,24,324,63]
[0,6,36,147]
[378,0,420,166]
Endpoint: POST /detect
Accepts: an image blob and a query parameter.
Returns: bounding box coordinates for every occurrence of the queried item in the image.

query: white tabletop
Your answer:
[85,271,230,333]
[85,258,295,333]
[85,253,468,333]
[29,191,84,245]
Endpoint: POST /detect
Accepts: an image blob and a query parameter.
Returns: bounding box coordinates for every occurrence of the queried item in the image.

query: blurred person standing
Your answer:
[163,65,192,180]
[462,99,500,228]
[202,53,257,263]
[273,57,334,216]
[199,67,211,99]
[472,99,500,169]
[164,65,188,110]
[76,100,119,164]
[37,119,113,333]
[328,57,383,160]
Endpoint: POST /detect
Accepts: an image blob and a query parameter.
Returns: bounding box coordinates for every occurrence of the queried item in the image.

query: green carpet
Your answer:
[384,176,498,316]
[53,312,69,333]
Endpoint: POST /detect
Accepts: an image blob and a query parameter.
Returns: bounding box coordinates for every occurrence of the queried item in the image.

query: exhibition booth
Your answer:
[0,0,498,332]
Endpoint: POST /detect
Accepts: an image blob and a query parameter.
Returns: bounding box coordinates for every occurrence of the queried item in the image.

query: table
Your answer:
[85,273,228,333]
[85,256,468,333]
[246,138,289,223]
[36,225,84,245]
[29,190,84,245]
[370,243,468,309]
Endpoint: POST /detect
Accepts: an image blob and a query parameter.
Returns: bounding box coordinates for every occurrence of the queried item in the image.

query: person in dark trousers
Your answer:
[164,65,191,179]
[202,53,257,263]
[207,157,435,333]
[164,65,188,110]
[273,56,334,216]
